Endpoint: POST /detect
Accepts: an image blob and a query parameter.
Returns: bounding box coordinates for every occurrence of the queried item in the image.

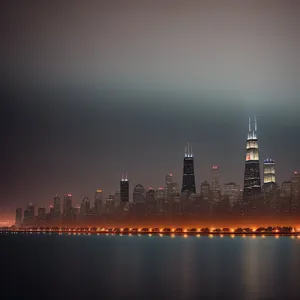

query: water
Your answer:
[1,234,300,300]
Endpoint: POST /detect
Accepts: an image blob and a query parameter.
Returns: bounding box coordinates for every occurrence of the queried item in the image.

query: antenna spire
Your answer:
[254,116,257,132]
[191,143,193,157]
[125,172,128,181]
[188,142,190,157]
[249,117,251,132]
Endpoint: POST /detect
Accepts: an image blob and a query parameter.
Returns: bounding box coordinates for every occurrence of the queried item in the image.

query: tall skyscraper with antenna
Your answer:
[181,142,196,195]
[243,117,261,201]
[120,173,129,202]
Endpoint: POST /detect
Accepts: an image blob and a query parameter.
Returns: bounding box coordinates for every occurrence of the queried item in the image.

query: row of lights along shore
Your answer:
[1,226,299,235]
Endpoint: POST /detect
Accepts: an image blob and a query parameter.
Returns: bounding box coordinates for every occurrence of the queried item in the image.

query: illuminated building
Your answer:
[156,187,165,200]
[181,143,196,195]
[120,174,129,202]
[224,182,240,207]
[38,207,46,220]
[291,171,300,203]
[94,189,103,213]
[165,173,173,185]
[243,117,261,201]
[200,181,210,203]
[263,158,276,184]
[15,208,22,225]
[211,165,221,204]
[281,181,292,198]
[53,195,61,221]
[263,158,277,196]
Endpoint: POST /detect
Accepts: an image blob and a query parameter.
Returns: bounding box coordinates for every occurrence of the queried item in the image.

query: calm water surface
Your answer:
[1,234,300,300]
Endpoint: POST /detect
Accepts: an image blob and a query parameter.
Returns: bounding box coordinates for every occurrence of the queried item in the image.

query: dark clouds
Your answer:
[2,1,300,209]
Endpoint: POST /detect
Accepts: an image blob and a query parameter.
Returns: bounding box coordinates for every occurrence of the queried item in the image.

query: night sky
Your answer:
[2,1,300,213]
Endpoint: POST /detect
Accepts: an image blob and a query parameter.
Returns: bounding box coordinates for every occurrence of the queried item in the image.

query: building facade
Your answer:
[181,143,196,195]
[243,117,261,201]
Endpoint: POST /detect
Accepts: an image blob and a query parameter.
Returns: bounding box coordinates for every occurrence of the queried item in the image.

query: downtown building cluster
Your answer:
[15,118,300,226]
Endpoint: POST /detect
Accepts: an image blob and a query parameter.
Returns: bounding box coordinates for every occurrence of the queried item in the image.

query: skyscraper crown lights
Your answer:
[184,142,193,158]
[247,117,258,140]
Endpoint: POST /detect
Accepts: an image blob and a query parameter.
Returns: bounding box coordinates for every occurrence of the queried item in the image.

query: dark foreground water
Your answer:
[1,234,300,300]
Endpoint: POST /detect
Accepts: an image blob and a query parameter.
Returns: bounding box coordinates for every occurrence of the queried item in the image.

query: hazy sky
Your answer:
[2,0,300,211]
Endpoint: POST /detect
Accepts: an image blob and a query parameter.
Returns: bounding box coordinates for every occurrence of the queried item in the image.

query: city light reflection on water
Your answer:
[1,235,300,300]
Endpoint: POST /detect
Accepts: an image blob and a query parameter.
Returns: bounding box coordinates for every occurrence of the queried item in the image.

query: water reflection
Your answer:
[1,235,300,300]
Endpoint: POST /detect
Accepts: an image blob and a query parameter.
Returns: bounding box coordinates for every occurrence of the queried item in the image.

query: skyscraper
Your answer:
[94,189,103,213]
[63,194,73,220]
[120,174,129,202]
[263,158,277,196]
[291,171,300,203]
[200,181,210,203]
[281,181,292,198]
[263,158,276,184]
[23,203,35,224]
[80,196,90,219]
[211,165,221,204]
[181,143,196,195]
[133,184,145,203]
[165,173,173,184]
[38,207,46,220]
[53,195,61,222]
[145,187,156,215]
[224,182,240,207]
[243,117,261,201]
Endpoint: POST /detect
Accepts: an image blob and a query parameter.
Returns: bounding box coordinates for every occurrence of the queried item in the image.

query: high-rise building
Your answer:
[46,206,54,222]
[63,194,73,220]
[243,117,261,201]
[291,171,300,203]
[181,143,196,195]
[156,187,165,200]
[164,173,174,199]
[38,207,46,220]
[120,174,129,202]
[146,187,156,215]
[15,208,22,225]
[263,158,277,196]
[263,158,276,184]
[80,196,90,218]
[200,181,210,203]
[24,203,35,223]
[53,195,61,221]
[133,184,145,203]
[103,194,115,215]
[211,165,221,204]
[224,182,240,207]
[165,173,173,184]
[114,191,121,208]
[281,181,292,198]
[94,189,103,213]
[49,205,54,221]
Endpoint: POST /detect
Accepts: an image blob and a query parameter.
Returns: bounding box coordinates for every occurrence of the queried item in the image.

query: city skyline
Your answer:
[2,0,300,215]
[2,116,300,214]
[11,117,300,214]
